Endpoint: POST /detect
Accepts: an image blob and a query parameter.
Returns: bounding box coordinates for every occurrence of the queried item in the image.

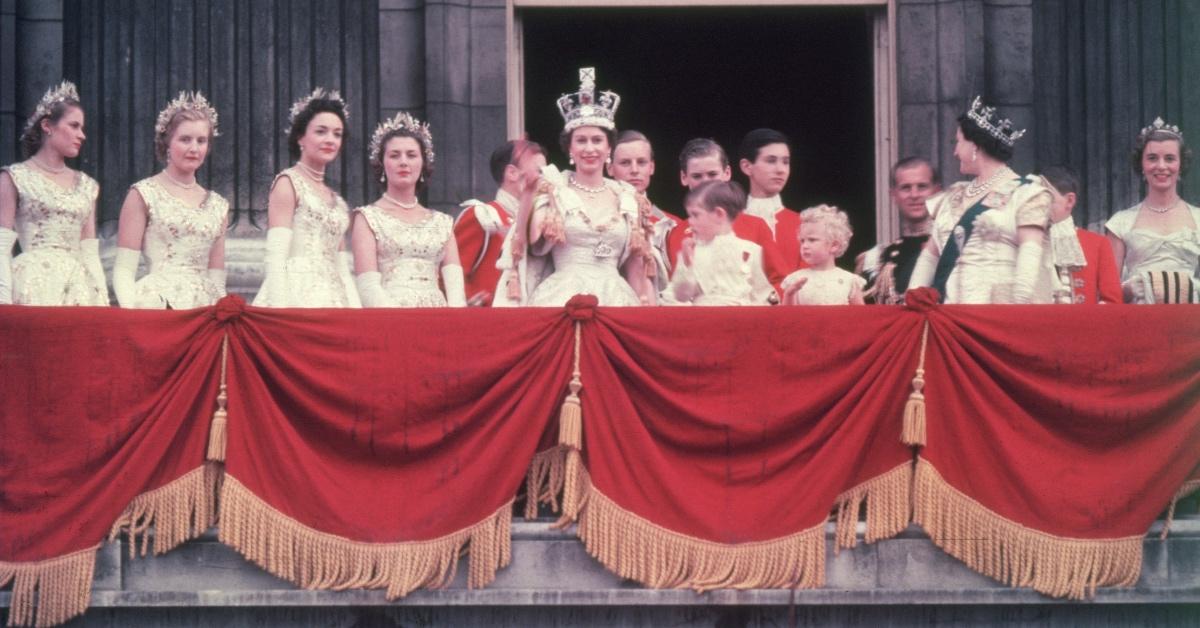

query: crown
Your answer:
[288,87,348,127]
[368,111,435,165]
[966,96,1026,147]
[155,91,220,138]
[23,81,80,134]
[556,68,620,133]
[1139,117,1183,141]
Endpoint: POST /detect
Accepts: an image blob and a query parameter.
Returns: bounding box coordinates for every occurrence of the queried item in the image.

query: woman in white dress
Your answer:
[1105,118,1199,304]
[0,81,107,306]
[112,92,228,309]
[908,96,1056,304]
[495,68,655,307]
[253,88,359,308]
[351,112,465,307]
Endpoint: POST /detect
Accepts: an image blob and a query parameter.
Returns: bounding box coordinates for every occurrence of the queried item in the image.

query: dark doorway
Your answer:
[522,6,878,260]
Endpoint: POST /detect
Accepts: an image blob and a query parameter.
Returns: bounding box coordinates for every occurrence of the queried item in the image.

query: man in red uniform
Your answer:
[454,139,546,305]
[738,128,803,272]
[1040,165,1122,304]
[667,138,789,295]
[607,130,681,282]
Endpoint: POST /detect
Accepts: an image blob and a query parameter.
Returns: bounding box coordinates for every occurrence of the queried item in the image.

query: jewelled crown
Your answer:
[155,91,220,138]
[288,87,348,127]
[369,111,435,165]
[556,68,620,133]
[24,81,80,134]
[966,96,1026,147]
[1140,117,1183,141]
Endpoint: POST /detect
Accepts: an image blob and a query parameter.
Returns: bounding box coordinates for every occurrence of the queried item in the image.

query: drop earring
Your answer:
[569,156,575,166]
[971,148,978,163]
[380,172,386,184]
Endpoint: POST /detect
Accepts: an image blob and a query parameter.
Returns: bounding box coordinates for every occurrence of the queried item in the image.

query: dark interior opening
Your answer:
[522,6,878,260]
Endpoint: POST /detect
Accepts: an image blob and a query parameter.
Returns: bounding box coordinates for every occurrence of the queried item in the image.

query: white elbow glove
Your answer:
[261,227,293,305]
[1011,239,1045,304]
[0,227,16,304]
[354,271,390,307]
[80,238,108,302]
[338,250,362,308]
[112,247,141,308]
[908,247,938,290]
[207,268,227,297]
[441,263,467,307]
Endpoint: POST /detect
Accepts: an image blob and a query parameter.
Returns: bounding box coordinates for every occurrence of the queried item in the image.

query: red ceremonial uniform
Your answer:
[454,193,517,306]
[665,213,789,296]
[1071,228,1122,304]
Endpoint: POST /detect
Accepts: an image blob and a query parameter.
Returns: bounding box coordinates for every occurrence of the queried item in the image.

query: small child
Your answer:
[782,205,865,305]
[664,180,775,305]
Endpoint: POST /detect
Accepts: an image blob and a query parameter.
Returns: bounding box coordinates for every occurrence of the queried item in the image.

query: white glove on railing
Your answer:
[441,263,467,307]
[338,250,362,308]
[80,238,107,303]
[261,227,293,306]
[0,227,16,304]
[112,247,141,308]
[907,247,938,289]
[1011,239,1045,304]
[208,268,227,297]
[354,271,390,307]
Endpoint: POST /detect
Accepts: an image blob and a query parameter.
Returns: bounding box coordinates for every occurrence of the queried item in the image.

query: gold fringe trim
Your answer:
[107,462,223,559]
[1160,478,1200,540]
[206,334,230,462]
[832,461,913,552]
[0,546,96,628]
[572,468,825,592]
[901,320,930,447]
[524,446,566,519]
[217,475,512,598]
[913,457,1141,599]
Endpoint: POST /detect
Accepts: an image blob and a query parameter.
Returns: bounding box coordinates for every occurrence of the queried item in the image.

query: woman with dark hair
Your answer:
[0,81,107,305]
[253,88,360,307]
[908,96,1055,303]
[350,112,465,307]
[1104,118,1198,303]
[494,68,655,306]
[112,92,228,308]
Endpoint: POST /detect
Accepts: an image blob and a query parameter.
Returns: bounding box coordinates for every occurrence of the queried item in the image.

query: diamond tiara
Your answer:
[368,111,435,165]
[966,96,1026,147]
[288,87,348,128]
[23,81,80,134]
[556,68,620,133]
[1139,117,1183,141]
[155,91,220,138]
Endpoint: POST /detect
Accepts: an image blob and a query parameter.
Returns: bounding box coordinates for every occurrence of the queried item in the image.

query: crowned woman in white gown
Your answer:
[1,81,108,306]
[254,88,360,308]
[351,111,466,307]
[494,68,656,307]
[112,92,228,309]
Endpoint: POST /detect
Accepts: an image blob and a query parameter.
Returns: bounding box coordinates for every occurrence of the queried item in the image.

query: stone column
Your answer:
[1,0,65,166]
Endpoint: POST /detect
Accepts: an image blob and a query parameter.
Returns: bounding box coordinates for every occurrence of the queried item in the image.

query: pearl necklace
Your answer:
[382,193,419,210]
[1143,199,1180,214]
[164,170,198,190]
[569,175,607,195]
[31,156,67,175]
[965,167,1010,198]
[296,161,326,182]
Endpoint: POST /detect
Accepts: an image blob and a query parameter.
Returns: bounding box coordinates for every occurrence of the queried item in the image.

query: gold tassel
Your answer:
[913,457,1141,599]
[832,461,913,552]
[572,467,825,591]
[206,334,230,462]
[217,475,512,597]
[558,321,585,522]
[1160,479,1200,540]
[0,546,97,628]
[902,321,931,447]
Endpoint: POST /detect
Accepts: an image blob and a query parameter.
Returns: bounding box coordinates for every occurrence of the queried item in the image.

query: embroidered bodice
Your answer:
[281,168,350,262]
[133,178,226,274]
[4,162,98,253]
[357,205,452,293]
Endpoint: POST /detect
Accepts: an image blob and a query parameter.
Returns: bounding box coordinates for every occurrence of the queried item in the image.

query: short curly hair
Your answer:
[154,108,214,163]
[371,128,433,193]
[799,204,854,258]
[957,113,1014,163]
[287,99,347,161]
[558,125,616,159]
[1131,130,1191,177]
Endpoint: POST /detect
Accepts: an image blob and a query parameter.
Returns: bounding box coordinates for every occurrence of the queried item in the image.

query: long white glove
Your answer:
[207,268,227,297]
[80,238,108,303]
[354,271,391,307]
[1011,239,1045,304]
[112,247,141,308]
[0,227,16,304]
[338,250,362,308]
[907,247,938,289]
[441,263,466,307]
[261,227,293,306]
